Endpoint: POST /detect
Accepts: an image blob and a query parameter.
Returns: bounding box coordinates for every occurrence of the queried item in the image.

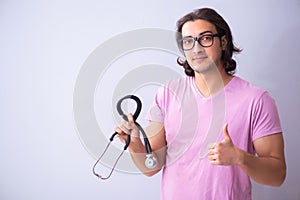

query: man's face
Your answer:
[181,19,225,74]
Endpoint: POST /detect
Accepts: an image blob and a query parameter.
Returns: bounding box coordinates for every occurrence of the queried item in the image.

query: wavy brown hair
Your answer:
[176,8,242,76]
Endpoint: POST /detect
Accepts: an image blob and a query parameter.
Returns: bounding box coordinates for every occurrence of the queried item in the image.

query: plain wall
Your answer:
[1,0,299,199]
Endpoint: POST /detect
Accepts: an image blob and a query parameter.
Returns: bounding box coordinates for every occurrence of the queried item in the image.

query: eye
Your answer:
[201,35,212,42]
[182,38,194,45]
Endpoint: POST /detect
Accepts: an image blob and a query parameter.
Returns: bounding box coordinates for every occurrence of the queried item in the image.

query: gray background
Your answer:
[1,0,300,199]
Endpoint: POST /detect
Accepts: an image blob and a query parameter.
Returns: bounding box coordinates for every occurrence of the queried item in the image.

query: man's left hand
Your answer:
[208,123,241,166]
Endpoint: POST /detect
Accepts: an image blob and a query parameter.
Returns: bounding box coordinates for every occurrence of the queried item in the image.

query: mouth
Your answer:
[192,55,208,62]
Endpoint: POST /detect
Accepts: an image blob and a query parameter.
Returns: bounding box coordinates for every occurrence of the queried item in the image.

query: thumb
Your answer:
[223,123,231,142]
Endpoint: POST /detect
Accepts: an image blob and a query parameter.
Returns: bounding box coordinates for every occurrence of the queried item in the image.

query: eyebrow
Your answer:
[182,30,213,39]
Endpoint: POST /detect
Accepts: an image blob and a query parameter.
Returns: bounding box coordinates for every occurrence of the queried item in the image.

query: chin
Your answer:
[191,62,217,74]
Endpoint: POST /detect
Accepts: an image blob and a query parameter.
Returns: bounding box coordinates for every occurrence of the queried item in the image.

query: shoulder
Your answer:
[159,76,192,95]
[226,76,279,113]
[153,76,187,102]
[164,76,191,88]
[228,76,268,99]
[231,76,279,117]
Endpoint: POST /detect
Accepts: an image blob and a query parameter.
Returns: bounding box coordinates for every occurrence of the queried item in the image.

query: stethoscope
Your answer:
[92,95,157,180]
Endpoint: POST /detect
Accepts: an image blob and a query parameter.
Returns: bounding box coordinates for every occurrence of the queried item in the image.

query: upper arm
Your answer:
[146,121,166,148]
[253,133,285,162]
[253,133,287,185]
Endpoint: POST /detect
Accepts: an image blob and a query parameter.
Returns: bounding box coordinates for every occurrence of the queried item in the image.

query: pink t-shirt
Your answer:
[147,76,282,200]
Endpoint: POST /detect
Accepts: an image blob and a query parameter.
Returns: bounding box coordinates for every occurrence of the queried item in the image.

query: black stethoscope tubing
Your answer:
[92,95,154,180]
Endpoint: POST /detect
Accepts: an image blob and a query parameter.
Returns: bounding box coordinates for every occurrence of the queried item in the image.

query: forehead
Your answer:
[181,19,217,37]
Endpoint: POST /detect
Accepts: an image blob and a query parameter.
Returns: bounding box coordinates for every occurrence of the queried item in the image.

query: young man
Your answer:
[115,8,286,200]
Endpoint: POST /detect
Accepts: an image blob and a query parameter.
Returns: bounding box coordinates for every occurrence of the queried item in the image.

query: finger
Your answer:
[208,142,217,150]
[223,123,231,142]
[114,126,127,143]
[114,126,122,133]
[118,123,132,135]
[208,154,219,165]
[208,145,216,155]
[117,133,127,144]
[120,115,135,131]
[128,113,134,123]
[207,154,214,161]
[121,120,131,130]
[115,127,130,141]
[127,113,136,130]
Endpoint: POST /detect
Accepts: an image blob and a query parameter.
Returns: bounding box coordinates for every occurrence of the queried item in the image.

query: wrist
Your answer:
[235,147,246,166]
[128,137,145,153]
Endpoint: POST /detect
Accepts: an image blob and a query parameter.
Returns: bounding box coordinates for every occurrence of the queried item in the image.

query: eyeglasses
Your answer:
[180,33,224,51]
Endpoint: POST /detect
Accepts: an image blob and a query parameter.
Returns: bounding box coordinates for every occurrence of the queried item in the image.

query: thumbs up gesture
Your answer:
[208,123,241,166]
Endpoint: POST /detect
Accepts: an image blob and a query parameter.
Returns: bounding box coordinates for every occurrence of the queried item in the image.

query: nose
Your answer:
[192,40,204,53]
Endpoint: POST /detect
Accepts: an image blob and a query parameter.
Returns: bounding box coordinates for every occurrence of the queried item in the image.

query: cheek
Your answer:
[206,48,222,60]
[184,51,193,62]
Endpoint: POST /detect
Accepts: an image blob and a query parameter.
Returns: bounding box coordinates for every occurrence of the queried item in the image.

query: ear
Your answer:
[221,35,227,50]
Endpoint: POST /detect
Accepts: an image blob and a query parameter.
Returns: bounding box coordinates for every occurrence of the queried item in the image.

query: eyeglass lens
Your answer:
[182,34,214,50]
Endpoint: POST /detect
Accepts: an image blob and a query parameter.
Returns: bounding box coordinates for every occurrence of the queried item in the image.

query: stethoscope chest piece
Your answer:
[145,154,157,169]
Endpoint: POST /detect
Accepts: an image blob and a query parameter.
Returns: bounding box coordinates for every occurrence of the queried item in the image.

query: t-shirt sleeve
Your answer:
[252,91,282,141]
[145,86,165,123]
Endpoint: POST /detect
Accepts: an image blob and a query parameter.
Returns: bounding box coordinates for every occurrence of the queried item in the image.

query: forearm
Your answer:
[128,138,165,176]
[237,149,286,186]
[115,117,166,176]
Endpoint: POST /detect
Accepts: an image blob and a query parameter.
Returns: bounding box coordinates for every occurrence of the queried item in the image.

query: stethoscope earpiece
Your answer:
[93,95,156,180]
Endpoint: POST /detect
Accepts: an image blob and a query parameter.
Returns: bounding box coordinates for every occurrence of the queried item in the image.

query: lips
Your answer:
[192,55,207,61]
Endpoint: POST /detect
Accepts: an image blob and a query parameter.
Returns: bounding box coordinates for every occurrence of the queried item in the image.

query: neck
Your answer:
[194,66,233,98]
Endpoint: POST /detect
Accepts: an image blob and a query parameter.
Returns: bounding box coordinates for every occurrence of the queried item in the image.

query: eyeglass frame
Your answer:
[179,32,225,51]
